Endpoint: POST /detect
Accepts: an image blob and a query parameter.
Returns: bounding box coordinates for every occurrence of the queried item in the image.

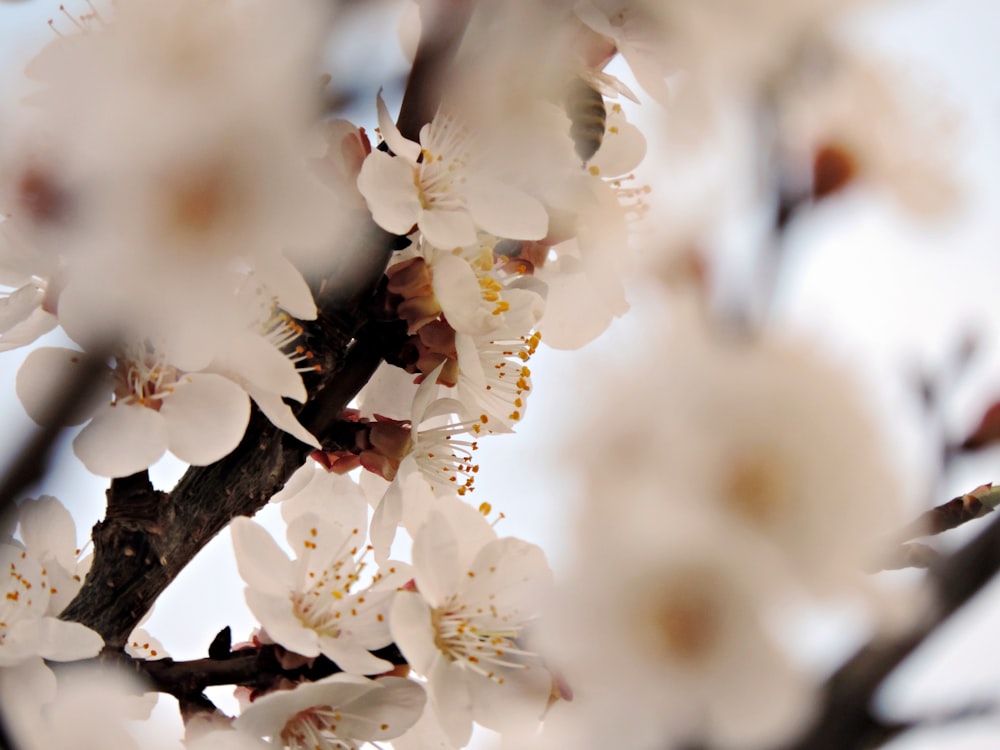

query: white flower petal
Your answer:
[389,591,438,675]
[315,635,393,675]
[280,470,366,531]
[412,510,460,606]
[230,517,295,595]
[16,347,110,426]
[335,676,426,740]
[432,254,493,336]
[466,179,548,240]
[0,306,58,353]
[247,389,320,448]
[244,588,321,657]
[18,496,78,572]
[253,254,317,321]
[590,113,647,177]
[537,255,624,349]
[161,373,250,466]
[467,656,551,734]
[464,537,552,618]
[0,284,43,333]
[73,405,168,478]
[27,617,104,662]
[357,151,422,236]
[270,462,315,504]
[429,657,474,748]
[419,208,478,250]
[215,330,307,401]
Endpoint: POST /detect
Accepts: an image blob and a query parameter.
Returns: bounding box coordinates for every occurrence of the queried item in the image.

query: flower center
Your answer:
[431,597,536,684]
[723,450,791,526]
[112,346,182,411]
[281,707,356,750]
[647,571,723,665]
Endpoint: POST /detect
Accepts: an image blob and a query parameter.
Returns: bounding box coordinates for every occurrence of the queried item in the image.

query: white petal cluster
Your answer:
[539,331,908,749]
[1,0,337,474]
[232,480,411,675]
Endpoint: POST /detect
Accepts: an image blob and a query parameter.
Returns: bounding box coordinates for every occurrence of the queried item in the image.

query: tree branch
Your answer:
[895,483,998,542]
[783,502,1000,749]
[109,642,408,701]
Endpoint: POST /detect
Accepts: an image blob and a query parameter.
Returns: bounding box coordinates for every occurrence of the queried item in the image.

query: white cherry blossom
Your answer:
[15,495,91,616]
[358,94,549,249]
[231,507,410,675]
[17,344,250,477]
[0,543,103,667]
[235,674,426,750]
[391,500,554,747]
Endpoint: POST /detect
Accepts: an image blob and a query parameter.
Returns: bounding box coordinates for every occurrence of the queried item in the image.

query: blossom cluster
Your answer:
[0,0,961,748]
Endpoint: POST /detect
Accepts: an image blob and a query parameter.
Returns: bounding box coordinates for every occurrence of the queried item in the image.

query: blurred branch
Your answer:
[59,7,475,650]
[897,483,998,542]
[872,542,940,572]
[397,0,475,141]
[783,501,1000,750]
[856,701,999,749]
[0,349,108,511]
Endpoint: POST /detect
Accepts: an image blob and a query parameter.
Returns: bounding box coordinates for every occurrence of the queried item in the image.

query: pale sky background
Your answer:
[2,0,1000,748]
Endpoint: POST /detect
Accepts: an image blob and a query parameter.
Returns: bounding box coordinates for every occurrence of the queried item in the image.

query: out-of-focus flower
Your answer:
[1,660,159,750]
[541,509,815,750]
[779,48,958,216]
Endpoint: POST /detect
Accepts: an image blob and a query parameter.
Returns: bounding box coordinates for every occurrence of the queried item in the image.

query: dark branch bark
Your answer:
[108,642,408,701]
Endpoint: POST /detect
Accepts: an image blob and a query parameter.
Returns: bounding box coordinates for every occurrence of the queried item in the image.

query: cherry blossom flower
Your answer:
[358,94,549,249]
[391,500,554,747]
[454,330,540,433]
[0,543,103,667]
[17,344,251,477]
[231,505,410,675]
[235,673,426,750]
[15,495,91,616]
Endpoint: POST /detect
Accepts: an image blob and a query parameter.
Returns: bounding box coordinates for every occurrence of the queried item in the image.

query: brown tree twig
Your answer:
[58,5,477,652]
[101,641,408,701]
[870,483,999,572]
[896,483,998,542]
[782,498,1000,750]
